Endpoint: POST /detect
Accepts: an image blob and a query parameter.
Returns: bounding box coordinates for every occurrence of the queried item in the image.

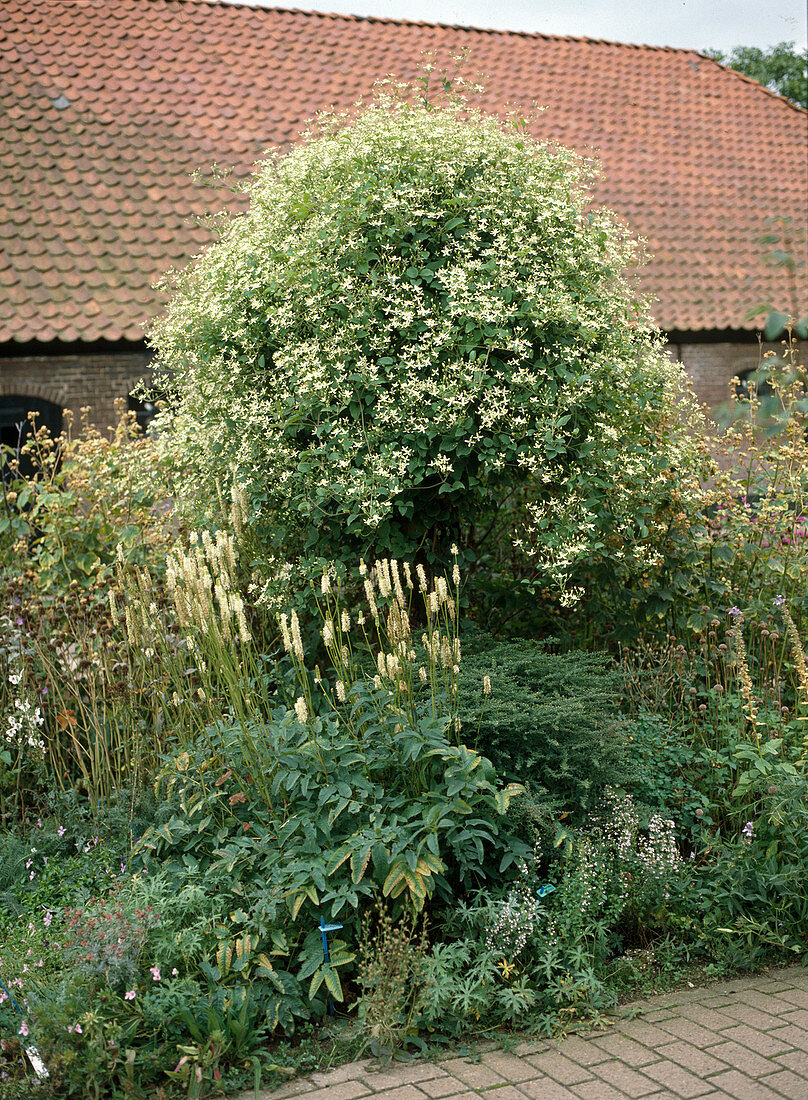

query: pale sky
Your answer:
[223,0,807,53]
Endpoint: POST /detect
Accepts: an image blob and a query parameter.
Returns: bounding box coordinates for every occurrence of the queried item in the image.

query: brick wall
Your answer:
[0,341,801,430]
[664,339,796,410]
[0,352,152,432]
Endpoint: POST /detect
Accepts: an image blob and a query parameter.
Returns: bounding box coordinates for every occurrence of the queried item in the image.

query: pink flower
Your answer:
[67,1023,83,1035]
[171,968,178,977]
[57,825,66,838]
[124,990,136,1000]
[19,1022,29,1038]
[149,966,161,981]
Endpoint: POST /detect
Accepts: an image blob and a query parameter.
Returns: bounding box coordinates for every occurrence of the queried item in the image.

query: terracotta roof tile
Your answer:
[1,0,806,345]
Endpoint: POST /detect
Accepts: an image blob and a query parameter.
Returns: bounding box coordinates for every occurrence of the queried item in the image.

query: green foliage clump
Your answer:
[150,81,700,605]
[458,637,630,816]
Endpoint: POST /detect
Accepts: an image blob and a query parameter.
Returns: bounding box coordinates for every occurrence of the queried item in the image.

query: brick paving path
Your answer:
[236,966,808,1100]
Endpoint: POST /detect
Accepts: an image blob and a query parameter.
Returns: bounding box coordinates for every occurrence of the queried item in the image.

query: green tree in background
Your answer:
[705,42,807,108]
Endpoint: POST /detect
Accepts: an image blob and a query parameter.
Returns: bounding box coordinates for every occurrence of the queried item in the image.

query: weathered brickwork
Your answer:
[664,340,800,411]
[0,353,152,432]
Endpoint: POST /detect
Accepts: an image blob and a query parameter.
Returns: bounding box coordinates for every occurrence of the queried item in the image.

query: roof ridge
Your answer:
[171,0,709,54]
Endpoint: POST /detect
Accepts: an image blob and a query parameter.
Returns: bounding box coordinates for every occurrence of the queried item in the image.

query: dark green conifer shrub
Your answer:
[458,637,630,816]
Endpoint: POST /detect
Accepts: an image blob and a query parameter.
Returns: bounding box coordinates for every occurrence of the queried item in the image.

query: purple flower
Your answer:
[57,825,66,838]
[728,606,743,620]
[774,594,786,608]
[742,821,755,843]
[19,1021,29,1038]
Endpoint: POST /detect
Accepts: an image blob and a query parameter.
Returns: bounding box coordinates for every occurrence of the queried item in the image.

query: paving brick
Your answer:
[478,1053,542,1083]
[310,1063,372,1087]
[694,994,736,1009]
[358,1065,444,1090]
[768,1025,808,1054]
[637,1094,726,1100]
[619,1021,689,1048]
[516,1077,580,1100]
[653,1041,728,1077]
[362,1088,427,1100]
[655,1018,735,1050]
[640,1060,716,1097]
[778,989,808,1011]
[589,1060,660,1096]
[524,1052,594,1086]
[706,1069,793,1100]
[476,1088,528,1100]
[552,1036,611,1067]
[511,1041,552,1058]
[717,1025,795,1057]
[591,1035,660,1067]
[776,1049,808,1075]
[419,1092,476,1100]
[283,1083,372,1100]
[415,1077,467,1098]
[641,1009,681,1023]
[780,1009,808,1030]
[714,1003,789,1031]
[437,1061,505,1090]
[570,1082,634,1100]
[706,1040,786,1077]
[637,1091,725,1100]
[757,1069,808,1099]
[666,1007,738,1034]
[735,989,804,1017]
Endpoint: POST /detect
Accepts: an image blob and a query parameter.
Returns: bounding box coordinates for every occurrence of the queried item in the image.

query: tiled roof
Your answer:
[1,0,806,344]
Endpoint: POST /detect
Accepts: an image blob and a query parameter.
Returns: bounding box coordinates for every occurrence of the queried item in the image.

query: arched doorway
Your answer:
[0,395,63,480]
